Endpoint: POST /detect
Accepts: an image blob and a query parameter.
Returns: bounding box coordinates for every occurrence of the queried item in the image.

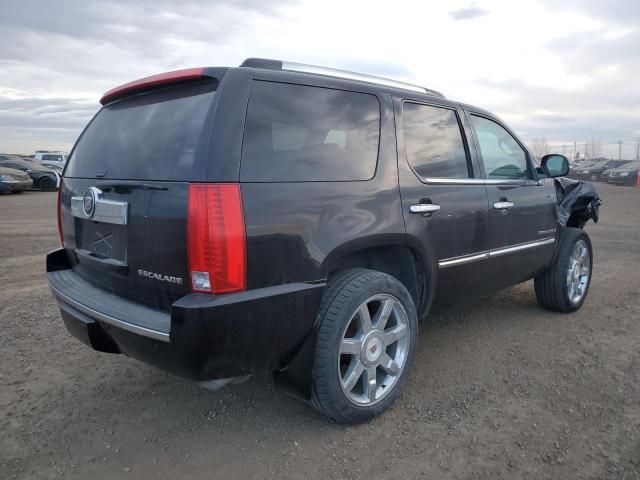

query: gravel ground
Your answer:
[1,184,639,480]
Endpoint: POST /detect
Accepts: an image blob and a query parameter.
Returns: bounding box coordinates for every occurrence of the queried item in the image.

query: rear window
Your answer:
[402,102,470,179]
[65,82,216,180]
[241,81,380,182]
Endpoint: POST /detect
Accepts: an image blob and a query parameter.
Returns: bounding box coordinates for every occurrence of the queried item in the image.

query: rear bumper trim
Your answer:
[49,281,170,342]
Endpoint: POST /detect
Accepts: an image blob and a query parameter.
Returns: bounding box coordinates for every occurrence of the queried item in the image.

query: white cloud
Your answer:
[0,0,638,157]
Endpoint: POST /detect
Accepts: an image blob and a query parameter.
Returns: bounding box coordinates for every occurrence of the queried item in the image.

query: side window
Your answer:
[470,115,529,180]
[241,81,380,182]
[402,102,470,179]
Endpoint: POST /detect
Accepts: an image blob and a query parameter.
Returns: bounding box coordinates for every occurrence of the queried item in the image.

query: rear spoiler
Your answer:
[99,67,227,105]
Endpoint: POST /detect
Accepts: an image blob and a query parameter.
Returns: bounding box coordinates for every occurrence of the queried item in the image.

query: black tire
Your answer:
[38,177,56,191]
[534,228,593,313]
[311,268,418,424]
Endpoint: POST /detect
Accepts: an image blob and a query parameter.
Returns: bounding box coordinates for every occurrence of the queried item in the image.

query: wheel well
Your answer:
[566,209,590,229]
[325,246,424,310]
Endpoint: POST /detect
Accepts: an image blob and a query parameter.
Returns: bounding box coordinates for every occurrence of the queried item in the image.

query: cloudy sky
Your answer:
[1,0,639,158]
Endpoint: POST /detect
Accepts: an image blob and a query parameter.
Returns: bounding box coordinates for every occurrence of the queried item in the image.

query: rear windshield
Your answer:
[65,82,217,180]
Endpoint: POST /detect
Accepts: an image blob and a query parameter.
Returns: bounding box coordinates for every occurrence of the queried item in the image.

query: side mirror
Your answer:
[541,154,570,178]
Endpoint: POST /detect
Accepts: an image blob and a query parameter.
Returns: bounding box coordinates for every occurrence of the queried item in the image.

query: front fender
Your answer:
[554,178,602,228]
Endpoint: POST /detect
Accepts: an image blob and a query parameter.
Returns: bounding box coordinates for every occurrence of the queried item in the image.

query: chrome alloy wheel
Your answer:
[338,294,410,406]
[567,239,591,304]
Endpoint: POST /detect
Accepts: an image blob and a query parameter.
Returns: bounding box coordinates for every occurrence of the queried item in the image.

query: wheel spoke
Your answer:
[363,367,377,401]
[384,324,407,347]
[379,352,400,375]
[338,294,411,406]
[357,304,372,333]
[342,359,364,392]
[373,299,393,330]
[340,338,362,355]
[578,246,588,262]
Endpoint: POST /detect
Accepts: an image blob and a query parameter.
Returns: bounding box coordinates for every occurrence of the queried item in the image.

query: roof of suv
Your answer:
[239,58,445,98]
[100,58,457,108]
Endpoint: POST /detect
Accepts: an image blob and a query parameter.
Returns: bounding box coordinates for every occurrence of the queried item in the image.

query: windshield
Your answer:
[584,161,606,169]
[619,161,640,170]
[65,81,217,181]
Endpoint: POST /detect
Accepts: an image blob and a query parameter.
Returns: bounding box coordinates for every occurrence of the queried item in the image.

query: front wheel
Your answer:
[311,269,417,424]
[534,228,593,313]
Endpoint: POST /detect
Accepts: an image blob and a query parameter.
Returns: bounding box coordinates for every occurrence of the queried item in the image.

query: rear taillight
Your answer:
[187,184,246,294]
[57,178,64,247]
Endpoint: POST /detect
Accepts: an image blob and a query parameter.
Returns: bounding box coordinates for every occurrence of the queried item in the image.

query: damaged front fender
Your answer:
[554,178,602,228]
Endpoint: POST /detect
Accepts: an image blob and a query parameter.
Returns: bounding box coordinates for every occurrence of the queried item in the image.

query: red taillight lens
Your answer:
[187,184,246,294]
[100,67,205,105]
[57,178,64,247]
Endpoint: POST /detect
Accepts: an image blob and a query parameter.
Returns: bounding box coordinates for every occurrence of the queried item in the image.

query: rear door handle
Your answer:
[409,204,441,214]
[493,201,514,210]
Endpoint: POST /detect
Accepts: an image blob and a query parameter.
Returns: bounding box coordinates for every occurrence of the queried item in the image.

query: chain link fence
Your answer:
[529,140,640,162]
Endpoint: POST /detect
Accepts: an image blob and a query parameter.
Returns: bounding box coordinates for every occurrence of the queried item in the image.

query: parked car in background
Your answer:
[39,162,64,174]
[33,151,68,166]
[0,166,33,193]
[600,160,631,181]
[607,161,640,186]
[571,160,608,181]
[0,155,59,191]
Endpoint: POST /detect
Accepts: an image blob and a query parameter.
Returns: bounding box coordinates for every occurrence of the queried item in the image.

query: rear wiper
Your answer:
[96,182,168,192]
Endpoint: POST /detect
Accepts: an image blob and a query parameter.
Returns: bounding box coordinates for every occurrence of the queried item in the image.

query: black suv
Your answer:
[47,59,600,424]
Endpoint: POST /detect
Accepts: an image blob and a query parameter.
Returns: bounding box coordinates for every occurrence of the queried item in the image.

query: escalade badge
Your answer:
[83,187,100,218]
[138,269,184,285]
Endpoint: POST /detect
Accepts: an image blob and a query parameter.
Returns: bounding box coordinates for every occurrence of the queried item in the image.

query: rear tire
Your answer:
[534,228,592,313]
[311,269,417,424]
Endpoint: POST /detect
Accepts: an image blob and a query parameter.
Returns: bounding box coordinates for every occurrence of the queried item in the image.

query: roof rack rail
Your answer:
[240,58,445,98]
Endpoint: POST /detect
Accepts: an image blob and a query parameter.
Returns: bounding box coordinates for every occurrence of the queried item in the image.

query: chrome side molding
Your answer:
[438,252,489,268]
[420,178,544,186]
[438,238,555,268]
[488,238,555,258]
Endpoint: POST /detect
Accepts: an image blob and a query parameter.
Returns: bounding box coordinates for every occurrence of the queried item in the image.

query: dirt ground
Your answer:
[1,184,639,480]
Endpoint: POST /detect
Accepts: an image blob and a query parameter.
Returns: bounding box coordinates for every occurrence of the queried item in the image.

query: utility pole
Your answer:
[636,138,640,160]
[573,141,577,161]
[618,140,622,161]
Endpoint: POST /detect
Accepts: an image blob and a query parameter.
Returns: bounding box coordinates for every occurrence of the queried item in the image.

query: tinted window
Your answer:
[65,82,216,180]
[470,115,529,179]
[402,103,469,179]
[241,81,380,182]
